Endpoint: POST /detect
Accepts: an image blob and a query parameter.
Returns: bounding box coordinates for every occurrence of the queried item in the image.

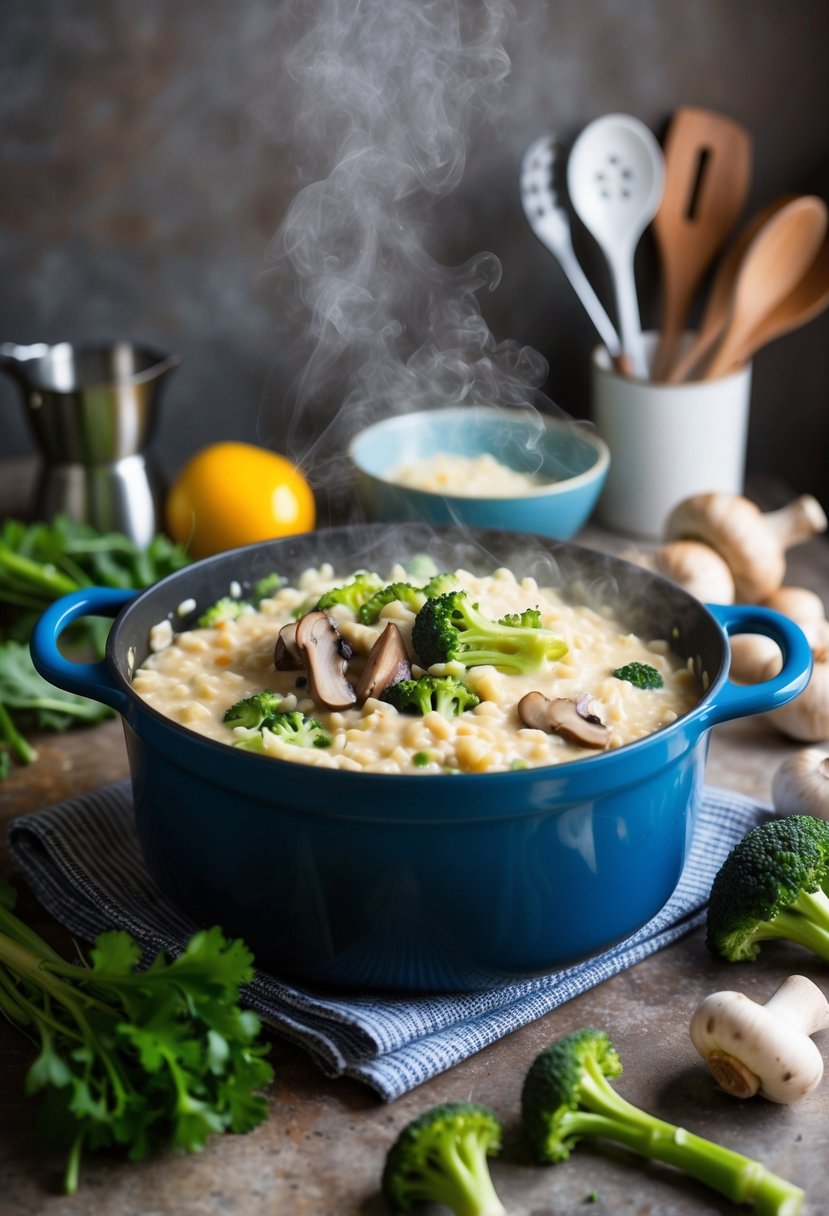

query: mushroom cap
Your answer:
[355,622,411,704]
[517,692,610,749]
[294,610,357,711]
[666,493,783,602]
[690,986,826,1103]
[274,621,304,671]
[652,540,736,604]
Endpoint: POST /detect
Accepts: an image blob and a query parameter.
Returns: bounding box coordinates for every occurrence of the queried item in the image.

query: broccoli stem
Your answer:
[750,887,829,960]
[406,1133,506,1216]
[571,1058,803,1214]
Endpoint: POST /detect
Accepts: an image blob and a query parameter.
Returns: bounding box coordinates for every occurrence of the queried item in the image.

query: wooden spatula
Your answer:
[650,107,752,381]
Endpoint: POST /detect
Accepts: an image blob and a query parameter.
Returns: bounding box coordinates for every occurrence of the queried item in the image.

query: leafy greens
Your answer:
[0,515,190,776]
[0,880,273,1193]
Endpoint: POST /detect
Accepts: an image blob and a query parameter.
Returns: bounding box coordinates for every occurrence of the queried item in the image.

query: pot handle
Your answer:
[30,587,137,712]
[703,603,813,725]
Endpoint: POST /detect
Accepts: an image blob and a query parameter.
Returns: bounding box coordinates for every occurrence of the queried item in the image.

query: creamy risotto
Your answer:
[387,452,551,496]
[132,562,700,776]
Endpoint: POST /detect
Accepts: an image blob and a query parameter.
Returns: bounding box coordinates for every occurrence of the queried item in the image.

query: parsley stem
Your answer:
[64,1132,84,1196]
[0,701,37,765]
[0,547,79,597]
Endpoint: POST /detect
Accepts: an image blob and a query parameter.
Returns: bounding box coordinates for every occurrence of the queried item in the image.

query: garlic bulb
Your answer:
[772,748,829,818]
[763,639,829,743]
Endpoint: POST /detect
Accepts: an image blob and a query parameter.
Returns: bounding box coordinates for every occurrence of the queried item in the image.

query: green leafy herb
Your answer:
[0,883,272,1194]
[611,662,664,690]
[0,516,190,777]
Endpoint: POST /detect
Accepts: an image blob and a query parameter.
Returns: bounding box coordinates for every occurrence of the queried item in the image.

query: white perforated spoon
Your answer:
[567,114,665,378]
[520,135,624,361]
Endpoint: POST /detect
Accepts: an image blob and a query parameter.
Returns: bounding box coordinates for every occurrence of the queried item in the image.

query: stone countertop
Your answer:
[2,471,829,1215]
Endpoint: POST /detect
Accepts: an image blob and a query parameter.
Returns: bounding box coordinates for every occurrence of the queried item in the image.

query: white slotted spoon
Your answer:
[567,114,665,378]
[520,135,624,361]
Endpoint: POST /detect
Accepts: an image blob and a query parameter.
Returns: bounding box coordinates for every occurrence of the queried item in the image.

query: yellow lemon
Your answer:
[166,442,316,559]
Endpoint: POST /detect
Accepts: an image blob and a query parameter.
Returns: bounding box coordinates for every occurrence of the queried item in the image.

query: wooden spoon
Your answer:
[650,107,752,382]
[707,232,829,375]
[702,195,827,379]
[666,195,796,382]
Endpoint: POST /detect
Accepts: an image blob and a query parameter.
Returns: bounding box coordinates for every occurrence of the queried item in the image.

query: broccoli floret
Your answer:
[315,571,384,613]
[251,572,283,603]
[382,1101,505,1216]
[232,709,331,750]
[403,553,439,581]
[223,696,330,748]
[498,607,542,628]
[612,662,664,689]
[706,814,829,963]
[197,597,251,627]
[265,711,331,748]
[380,675,481,718]
[422,571,460,598]
[412,591,567,674]
[522,1028,803,1214]
[358,581,427,625]
[223,691,285,731]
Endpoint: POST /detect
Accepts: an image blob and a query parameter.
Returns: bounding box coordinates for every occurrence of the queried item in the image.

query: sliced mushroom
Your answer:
[274,621,304,671]
[294,610,357,711]
[517,692,610,749]
[355,622,411,705]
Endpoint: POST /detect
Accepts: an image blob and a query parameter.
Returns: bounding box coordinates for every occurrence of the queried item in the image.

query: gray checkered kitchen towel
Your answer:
[6,782,762,1101]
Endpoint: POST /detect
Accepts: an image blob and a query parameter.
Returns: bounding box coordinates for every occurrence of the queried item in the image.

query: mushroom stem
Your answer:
[764,495,828,551]
[690,975,829,1103]
[764,973,829,1037]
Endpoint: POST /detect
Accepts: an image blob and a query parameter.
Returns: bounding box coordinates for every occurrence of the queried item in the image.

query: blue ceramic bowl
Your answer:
[349,406,610,539]
[31,524,811,992]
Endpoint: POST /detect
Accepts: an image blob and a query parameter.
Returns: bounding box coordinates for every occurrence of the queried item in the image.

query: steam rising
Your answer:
[264,0,561,503]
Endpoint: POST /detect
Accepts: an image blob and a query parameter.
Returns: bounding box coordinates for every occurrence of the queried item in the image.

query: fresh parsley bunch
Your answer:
[0,881,273,1192]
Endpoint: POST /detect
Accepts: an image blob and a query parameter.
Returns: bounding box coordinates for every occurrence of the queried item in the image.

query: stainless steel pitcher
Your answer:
[0,340,179,545]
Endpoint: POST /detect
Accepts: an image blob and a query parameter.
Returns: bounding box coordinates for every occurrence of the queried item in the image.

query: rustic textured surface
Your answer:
[2,459,829,1213]
[1,0,828,511]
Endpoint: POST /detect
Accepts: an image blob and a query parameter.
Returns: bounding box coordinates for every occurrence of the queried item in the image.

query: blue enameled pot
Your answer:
[31,524,812,992]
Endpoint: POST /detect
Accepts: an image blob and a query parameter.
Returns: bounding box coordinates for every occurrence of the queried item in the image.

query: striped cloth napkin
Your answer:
[6,782,764,1101]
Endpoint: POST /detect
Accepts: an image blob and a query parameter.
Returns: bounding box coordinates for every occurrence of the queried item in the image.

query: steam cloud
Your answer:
[263,0,559,507]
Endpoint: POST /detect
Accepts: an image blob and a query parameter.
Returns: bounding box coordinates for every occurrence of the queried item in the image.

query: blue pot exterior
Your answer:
[31,525,812,991]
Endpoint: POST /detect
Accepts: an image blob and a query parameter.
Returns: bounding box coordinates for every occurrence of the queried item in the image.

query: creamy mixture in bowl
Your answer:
[387,452,552,497]
[132,560,700,776]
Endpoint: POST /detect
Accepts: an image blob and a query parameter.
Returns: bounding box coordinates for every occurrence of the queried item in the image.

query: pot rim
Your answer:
[101,523,731,786]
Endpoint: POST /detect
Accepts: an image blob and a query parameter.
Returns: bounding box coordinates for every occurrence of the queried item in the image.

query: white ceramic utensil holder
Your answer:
[591,333,752,539]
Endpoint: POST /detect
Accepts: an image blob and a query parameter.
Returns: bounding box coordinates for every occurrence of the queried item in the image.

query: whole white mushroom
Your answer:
[690,974,829,1103]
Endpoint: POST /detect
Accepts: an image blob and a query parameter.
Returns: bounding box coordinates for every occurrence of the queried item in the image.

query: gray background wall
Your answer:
[2,0,828,515]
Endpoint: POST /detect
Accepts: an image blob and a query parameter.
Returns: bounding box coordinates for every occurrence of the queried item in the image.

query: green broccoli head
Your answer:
[357,581,427,625]
[412,591,567,674]
[197,597,251,627]
[266,711,331,748]
[233,709,331,751]
[521,1028,623,1164]
[706,814,829,963]
[498,607,542,628]
[612,662,664,689]
[380,675,481,718]
[223,691,285,730]
[422,571,461,598]
[382,1101,505,1216]
[251,572,283,603]
[315,571,384,614]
